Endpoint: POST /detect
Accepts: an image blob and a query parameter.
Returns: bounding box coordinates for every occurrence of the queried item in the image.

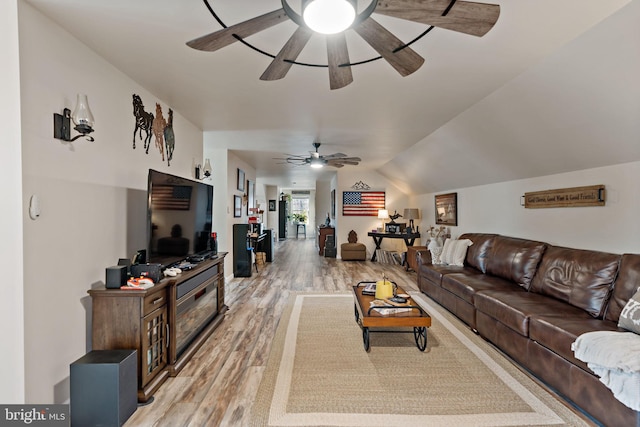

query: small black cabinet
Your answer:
[264,229,274,262]
[233,224,252,277]
[278,200,288,240]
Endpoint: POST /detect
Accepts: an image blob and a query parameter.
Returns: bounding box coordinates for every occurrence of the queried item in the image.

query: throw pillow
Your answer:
[618,288,640,334]
[427,238,443,264]
[440,238,473,266]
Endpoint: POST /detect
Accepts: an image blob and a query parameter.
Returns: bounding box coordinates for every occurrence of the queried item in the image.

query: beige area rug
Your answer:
[251,293,592,427]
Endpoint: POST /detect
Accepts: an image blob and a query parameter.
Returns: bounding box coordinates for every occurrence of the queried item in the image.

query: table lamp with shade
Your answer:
[403,208,420,233]
[377,209,389,232]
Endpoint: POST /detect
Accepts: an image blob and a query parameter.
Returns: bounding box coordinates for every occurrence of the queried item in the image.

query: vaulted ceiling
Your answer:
[25,0,634,191]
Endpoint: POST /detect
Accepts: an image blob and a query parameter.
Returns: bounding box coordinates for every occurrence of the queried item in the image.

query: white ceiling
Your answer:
[25,0,632,190]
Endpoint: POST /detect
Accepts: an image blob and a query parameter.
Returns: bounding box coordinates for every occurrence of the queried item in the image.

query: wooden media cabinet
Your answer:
[88,254,227,402]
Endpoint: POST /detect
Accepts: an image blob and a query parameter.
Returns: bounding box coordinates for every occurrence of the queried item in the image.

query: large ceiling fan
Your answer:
[276,142,362,168]
[187,0,500,89]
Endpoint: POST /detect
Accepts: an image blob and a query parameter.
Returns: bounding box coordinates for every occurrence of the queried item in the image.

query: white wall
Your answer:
[1,0,25,403]
[18,2,203,403]
[336,169,410,258]
[263,184,279,232]
[225,151,256,277]
[205,146,228,273]
[315,180,332,227]
[381,0,640,195]
[412,161,640,254]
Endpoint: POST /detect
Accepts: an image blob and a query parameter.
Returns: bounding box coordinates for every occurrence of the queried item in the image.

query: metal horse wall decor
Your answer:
[152,103,167,162]
[132,94,153,152]
[164,109,175,166]
[132,94,176,166]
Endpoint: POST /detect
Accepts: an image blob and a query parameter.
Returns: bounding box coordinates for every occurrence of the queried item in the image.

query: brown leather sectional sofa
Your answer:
[416,233,640,427]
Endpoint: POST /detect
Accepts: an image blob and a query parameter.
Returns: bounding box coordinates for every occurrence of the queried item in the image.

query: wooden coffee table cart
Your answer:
[352,281,431,352]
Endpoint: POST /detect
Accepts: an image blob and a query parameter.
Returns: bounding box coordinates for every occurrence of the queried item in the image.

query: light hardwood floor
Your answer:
[126,237,419,426]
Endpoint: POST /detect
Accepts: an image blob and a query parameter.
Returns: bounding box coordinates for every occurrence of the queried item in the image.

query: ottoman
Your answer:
[341,242,366,260]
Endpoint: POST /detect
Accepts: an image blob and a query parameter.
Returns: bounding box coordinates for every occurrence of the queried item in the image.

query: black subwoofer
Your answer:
[70,349,137,427]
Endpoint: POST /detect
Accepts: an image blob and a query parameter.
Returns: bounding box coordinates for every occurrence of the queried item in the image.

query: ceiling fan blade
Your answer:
[273,155,306,160]
[329,163,345,168]
[323,153,347,159]
[187,9,289,52]
[326,33,353,90]
[374,0,500,37]
[329,159,360,165]
[327,159,360,164]
[353,17,425,77]
[261,27,313,81]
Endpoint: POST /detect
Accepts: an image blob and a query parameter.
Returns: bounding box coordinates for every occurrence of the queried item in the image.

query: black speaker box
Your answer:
[106,265,128,289]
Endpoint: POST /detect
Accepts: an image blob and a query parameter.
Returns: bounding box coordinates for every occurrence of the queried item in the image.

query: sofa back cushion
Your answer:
[605,253,640,322]
[530,246,620,318]
[485,236,546,289]
[459,233,497,273]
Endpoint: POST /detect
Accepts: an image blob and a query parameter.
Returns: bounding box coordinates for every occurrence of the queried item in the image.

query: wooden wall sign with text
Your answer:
[523,185,605,209]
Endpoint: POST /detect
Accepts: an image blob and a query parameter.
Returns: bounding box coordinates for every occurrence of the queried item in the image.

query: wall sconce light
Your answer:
[194,159,212,180]
[53,94,95,142]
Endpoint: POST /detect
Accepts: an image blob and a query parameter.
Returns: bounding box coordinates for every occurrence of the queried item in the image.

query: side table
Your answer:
[317,227,335,255]
[367,231,421,263]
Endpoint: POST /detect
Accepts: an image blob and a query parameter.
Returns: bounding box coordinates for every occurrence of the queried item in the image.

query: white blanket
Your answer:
[572,331,640,411]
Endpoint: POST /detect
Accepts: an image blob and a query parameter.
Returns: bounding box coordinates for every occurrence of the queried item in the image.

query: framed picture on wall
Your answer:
[268,200,276,211]
[237,169,245,192]
[435,192,458,226]
[234,195,242,218]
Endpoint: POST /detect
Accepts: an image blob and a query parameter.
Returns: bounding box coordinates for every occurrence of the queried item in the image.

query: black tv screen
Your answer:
[146,169,214,267]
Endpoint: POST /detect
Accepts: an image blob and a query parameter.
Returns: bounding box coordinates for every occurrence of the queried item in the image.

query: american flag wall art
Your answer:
[342,191,385,216]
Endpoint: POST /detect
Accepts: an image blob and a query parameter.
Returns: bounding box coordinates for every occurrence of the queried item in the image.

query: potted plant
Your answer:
[291,213,307,223]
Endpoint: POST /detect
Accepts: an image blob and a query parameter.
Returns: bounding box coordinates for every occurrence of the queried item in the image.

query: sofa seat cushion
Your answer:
[441,273,522,305]
[418,264,479,287]
[474,290,590,337]
[485,236,547,290]
[530,246,620,318]
[529,314,618,371]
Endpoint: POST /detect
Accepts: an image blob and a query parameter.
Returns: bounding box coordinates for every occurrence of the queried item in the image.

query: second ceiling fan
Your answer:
[187,0,501,89]
[276,142,361,168]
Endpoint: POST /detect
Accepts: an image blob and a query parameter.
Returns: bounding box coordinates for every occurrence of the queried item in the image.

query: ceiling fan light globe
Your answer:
[303,0,356,35]
[309,157,326,168]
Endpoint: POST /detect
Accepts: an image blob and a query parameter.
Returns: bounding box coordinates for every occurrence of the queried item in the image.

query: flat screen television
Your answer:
[146,169,214,267]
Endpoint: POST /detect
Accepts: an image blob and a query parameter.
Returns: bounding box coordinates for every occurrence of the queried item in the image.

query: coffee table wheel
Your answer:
[354,303,360,323]
[362,327,371,352]
[414,327,427,351]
